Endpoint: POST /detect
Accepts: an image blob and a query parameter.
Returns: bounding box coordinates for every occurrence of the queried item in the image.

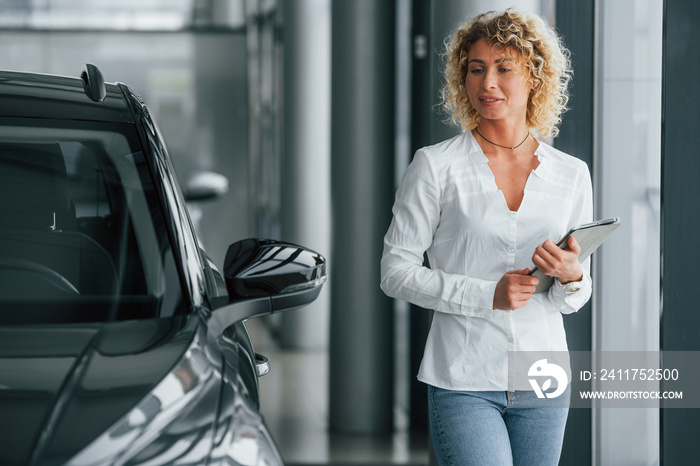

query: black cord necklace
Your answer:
[474,127,530,150]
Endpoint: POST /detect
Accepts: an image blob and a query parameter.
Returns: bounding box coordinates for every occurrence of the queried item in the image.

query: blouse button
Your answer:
[509,247,515,253]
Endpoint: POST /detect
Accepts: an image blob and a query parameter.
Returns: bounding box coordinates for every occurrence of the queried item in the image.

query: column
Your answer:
[329,0,396,434]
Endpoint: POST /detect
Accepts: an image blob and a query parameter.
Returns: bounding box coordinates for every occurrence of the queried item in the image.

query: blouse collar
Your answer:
[465,130,554,182]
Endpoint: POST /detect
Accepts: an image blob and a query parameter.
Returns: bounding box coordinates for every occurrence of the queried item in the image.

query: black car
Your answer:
[0,64,326,465]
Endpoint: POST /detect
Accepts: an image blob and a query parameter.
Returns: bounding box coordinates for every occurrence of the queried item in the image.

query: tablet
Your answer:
[531,217,621,293]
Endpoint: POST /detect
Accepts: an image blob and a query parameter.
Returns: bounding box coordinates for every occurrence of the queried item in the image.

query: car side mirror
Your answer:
[183,171,229,202]
[224,238,326,310]
[207,238,327,336]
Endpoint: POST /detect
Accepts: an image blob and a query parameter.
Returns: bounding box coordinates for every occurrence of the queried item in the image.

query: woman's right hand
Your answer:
[492,268,539,310]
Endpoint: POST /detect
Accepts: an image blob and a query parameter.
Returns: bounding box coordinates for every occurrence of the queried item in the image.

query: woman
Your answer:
[380,9,592,466]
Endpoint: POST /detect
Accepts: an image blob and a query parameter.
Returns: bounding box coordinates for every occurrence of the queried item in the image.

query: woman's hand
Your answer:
[532,236,583,284]
[493,268,539,310]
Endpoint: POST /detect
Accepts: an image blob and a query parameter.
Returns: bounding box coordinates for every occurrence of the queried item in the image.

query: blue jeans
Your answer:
[428,385,570,466]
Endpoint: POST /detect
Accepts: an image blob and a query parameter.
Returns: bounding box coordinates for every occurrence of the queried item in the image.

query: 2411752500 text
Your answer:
[580,368,679,381]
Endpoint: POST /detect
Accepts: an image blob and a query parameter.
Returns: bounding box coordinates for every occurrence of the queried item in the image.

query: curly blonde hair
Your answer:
[441,9,572,137]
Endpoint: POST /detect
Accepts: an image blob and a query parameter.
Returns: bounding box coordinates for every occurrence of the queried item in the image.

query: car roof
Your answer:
[0,69,135,124]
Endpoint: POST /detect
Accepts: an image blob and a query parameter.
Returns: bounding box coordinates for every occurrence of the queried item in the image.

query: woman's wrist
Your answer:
[559,272,583,285]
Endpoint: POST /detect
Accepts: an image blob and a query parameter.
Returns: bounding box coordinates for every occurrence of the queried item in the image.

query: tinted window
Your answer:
[0,119,184,323]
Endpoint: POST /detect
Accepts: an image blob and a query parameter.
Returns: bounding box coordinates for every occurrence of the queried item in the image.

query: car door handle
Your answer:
[255,353,270,377]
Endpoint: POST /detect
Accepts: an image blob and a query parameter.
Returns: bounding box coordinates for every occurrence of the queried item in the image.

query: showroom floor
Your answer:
[247,320,431,466]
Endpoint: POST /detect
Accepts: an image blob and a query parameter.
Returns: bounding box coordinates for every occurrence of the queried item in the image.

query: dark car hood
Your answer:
[0,315,197,466]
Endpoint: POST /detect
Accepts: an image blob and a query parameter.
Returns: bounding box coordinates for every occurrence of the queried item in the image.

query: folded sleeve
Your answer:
[548,162,594,314]
[380,150,497,316]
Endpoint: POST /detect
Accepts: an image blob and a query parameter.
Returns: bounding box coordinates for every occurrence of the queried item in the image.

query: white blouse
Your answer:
[380,131,593,391]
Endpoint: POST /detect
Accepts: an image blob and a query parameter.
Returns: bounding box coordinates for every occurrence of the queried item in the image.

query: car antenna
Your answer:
[80,63,106,102]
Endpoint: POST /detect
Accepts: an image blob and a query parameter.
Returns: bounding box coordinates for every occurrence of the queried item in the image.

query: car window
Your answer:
[0,119,184,323]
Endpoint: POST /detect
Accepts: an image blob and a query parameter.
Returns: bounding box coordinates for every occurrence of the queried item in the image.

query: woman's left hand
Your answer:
[531,236,583,284]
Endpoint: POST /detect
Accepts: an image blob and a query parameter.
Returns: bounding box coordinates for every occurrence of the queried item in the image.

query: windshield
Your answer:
[0,119,184,324]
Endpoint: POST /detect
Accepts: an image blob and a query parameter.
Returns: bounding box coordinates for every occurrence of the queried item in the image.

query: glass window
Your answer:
[0,119,184,323]
[0,0,196,31]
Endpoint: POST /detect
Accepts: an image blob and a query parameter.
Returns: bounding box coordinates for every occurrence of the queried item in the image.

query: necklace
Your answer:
[474,127,530,150]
